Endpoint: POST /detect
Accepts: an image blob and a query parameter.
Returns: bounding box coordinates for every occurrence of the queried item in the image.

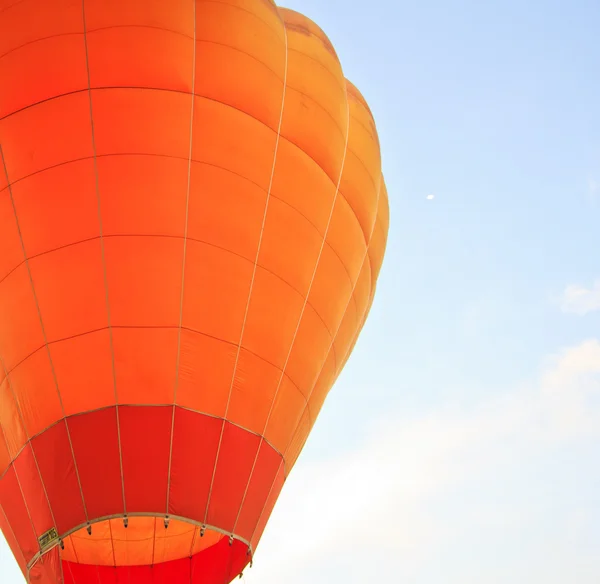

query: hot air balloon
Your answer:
[0,1,389,582]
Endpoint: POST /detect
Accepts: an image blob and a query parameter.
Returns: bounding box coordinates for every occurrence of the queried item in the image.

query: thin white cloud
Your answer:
[245,340,600,583]
[560,280,600,316]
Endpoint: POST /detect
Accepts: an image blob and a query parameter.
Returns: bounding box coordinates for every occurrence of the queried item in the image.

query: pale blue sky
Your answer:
[3,0,600,582]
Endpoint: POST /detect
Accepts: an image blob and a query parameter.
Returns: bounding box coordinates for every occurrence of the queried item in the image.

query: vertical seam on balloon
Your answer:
[107,519,116,567]
[65,560,76,584]
[0,417,41,554]
[188,525,198,558]
[165,0,197,519]
[337,225,380,373]
[331,262,374,383]
[69,536,80,564]
[283,173,384,463]
[124,514,130,580]
[59,552,66,584]
[156,518,166,566]
[201,19,290,528]
[224,540,235,584]
[246,457,283,552]
[317,229,378,404]
[230,69,352,538]
[0,145,90,525]
[0,461,35,552]
[80,0,127,526]
[150,517,157,567]
[0,502,28,576]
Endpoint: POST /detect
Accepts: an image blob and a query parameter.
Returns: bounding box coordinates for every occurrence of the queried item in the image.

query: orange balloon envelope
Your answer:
[0,1,389,583]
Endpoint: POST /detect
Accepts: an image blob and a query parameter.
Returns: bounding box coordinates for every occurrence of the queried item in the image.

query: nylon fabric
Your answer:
[0,1,389,583]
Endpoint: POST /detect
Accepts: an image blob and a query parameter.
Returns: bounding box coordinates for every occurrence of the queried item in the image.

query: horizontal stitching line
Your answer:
[0,0,282,45]
[0,84,338,184]
[0,403,285,484]
[286,45,346,91]
[0,324,310,410]
[200,0,283,38]
[283,83,348,139]
[1,30,285,84]
[1,81,347,151]
[0,0,26,15]
[0,152,364,301]
[1,87,375,248]
[0,230,346,337]
[1,27,351,96]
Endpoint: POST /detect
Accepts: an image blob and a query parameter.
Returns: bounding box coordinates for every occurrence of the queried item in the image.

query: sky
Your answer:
[3,0,600,582]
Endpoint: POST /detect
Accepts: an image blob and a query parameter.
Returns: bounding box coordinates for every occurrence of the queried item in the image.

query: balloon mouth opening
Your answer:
[28,515,252,583]
[61,516,229,567]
